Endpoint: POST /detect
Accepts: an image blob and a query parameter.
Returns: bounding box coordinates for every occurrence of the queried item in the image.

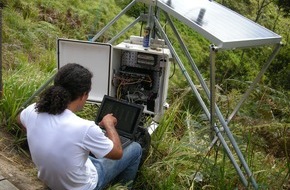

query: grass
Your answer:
[0,62,55,134]
[131,86,289,189]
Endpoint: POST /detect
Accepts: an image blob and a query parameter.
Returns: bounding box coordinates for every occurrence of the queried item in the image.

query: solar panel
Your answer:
[157,0,282,49]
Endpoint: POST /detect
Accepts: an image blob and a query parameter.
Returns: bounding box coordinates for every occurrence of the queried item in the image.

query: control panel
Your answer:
[111,38,171,121]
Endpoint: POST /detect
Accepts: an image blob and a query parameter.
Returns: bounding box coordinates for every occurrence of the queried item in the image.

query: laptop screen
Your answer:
[96,95,144,136]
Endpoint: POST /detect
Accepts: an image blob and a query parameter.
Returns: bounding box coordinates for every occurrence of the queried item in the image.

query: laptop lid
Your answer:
[95,95,144,139]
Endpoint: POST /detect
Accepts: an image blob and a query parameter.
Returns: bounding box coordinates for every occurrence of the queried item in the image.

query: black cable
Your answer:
[169,59,176,79]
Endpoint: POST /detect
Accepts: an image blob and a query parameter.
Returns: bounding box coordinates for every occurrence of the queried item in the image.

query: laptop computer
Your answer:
[95,95,144,148]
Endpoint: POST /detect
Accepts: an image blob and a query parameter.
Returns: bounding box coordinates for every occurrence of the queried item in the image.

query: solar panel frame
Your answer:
[156,0,282,49]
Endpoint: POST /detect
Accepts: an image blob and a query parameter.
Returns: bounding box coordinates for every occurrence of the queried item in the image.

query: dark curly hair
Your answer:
[35,63,93,115]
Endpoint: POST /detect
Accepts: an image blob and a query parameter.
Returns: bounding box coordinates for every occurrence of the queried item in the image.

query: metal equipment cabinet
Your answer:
[57,36,171,123]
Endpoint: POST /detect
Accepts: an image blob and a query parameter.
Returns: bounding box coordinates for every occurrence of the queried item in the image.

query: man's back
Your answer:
[20,103,113,190]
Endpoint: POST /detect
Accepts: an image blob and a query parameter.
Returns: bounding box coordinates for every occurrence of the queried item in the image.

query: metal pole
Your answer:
[227,43,282,123]
[153,17,210,120]
[90,0,137,42]
[210,45,217,133]
[108,16,142,44]
[17,73,56,115]
[0,3,3,98]
[165,12,211,98]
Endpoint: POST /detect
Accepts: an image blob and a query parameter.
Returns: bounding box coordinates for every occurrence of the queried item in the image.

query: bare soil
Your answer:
[0,129,48,190]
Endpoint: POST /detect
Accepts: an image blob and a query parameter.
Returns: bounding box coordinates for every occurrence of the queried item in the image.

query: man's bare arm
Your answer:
[99,114,122,159]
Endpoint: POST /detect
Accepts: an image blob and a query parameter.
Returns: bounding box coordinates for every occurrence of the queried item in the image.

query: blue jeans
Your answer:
[90,142,142,190]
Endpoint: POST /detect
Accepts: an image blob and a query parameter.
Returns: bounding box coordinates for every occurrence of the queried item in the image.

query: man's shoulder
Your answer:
[62,110,96,128]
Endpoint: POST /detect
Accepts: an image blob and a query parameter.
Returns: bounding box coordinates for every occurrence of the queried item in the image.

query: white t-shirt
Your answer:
[20,103,113,190]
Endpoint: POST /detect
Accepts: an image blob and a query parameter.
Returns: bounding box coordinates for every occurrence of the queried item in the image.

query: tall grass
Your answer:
[132,84,290,189]
[0,63,55,138]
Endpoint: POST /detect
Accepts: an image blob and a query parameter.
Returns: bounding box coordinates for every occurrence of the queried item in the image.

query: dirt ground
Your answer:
[0,129,48,190]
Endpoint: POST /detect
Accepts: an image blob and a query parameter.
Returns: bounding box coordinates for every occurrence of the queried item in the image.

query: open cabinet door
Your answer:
[57,39,112,102]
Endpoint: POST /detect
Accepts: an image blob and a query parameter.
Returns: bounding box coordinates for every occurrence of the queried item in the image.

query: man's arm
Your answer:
[99,114,123,160]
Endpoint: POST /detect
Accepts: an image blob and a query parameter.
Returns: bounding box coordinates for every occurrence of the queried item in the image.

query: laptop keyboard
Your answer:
[103,129,129,145]
[119,135,129,144]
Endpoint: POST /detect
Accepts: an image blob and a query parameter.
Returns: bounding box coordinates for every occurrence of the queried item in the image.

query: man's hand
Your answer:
[98,114,117,129]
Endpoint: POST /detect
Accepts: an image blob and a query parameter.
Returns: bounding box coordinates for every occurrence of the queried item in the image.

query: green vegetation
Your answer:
[0,0,289,189]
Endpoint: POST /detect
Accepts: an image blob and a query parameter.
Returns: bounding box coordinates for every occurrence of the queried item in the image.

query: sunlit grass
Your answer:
[0,63,55,133]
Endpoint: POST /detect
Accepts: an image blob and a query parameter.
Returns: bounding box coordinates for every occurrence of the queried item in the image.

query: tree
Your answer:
[255,0,275,22]
[277,0,290,16]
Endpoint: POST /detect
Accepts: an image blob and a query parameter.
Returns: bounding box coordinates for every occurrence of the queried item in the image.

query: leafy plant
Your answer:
[0,63,54,133]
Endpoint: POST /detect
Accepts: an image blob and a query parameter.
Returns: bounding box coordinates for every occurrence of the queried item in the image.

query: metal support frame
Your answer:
[158,10,280,189]
[70,1,283,188]
[90,3,283,188]
[154,16,257,188]
[157,13,284,189]
[227,44,282,123]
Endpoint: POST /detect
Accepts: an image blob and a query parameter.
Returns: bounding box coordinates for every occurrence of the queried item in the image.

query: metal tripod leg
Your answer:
[163,10,266,188]
[108,16,142,44]
[227,43,282,123]
[210,45,258,189]
[154,16,251,187]
[16,73,56,115]
[91,0,137,42]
